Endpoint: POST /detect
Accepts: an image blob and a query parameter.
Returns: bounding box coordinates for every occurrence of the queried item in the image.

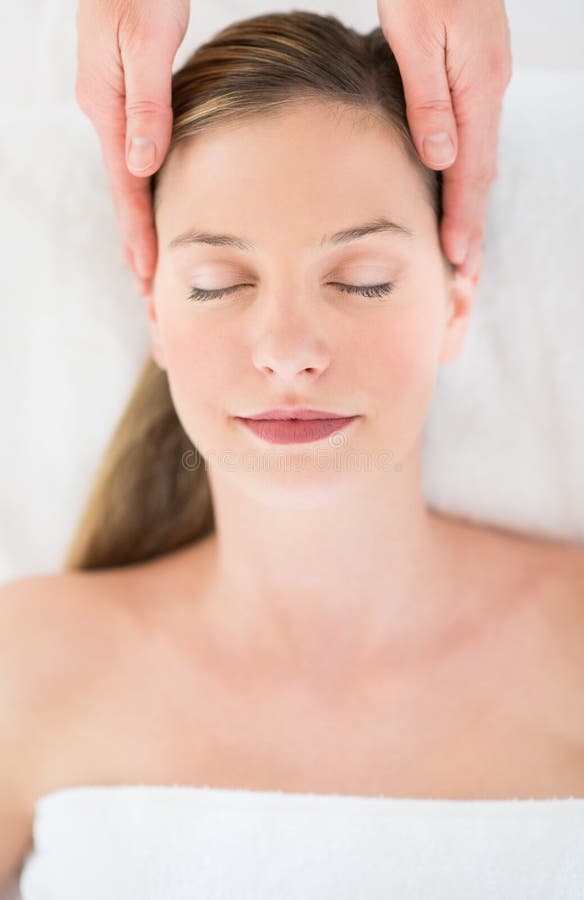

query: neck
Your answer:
[197,447,462,682]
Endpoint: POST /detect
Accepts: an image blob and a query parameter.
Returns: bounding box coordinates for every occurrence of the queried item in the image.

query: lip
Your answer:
[241,408,354,421]
[234,414,359,445]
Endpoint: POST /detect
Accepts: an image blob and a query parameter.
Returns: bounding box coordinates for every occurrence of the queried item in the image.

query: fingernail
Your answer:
[128,137,156,173]
[423,132,456,167]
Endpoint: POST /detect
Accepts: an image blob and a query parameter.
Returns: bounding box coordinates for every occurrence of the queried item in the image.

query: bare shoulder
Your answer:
[514,535,584,742]
[0,571,108,887]
[0,570,130,697]
[448,513,584,600]
[487,521,584,651]
[0,570,135,783]
[520,531,584,613]
[444,516,584,739]
[0,543,210,736]
[0,572,85,709]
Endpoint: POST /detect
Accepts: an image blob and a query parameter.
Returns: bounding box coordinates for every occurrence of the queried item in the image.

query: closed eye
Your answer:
[187,282,395,303]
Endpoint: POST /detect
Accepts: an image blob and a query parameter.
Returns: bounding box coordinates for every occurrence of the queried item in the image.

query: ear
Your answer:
[439,268,476,365]
[143,292,167,371]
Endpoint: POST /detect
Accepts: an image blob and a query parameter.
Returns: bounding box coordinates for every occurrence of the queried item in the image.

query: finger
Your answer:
[76,64,159,278]
[119,39,177,277]
[462,238,484,283]
[122,34,175,179]
[381,17,458,170]
[92,104,159,281]
[439,90,504,268]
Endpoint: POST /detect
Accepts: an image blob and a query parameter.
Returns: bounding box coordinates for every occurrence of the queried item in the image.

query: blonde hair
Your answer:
[63,9,446,571]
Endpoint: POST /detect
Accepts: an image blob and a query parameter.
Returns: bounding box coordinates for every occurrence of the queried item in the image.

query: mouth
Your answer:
[241,408,355,421]
[234,414,360,445]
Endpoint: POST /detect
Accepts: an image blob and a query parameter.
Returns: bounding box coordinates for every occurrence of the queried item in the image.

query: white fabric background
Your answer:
[0,3,583,897]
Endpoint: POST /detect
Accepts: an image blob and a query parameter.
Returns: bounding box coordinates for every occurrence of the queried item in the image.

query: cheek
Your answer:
[372,306,439,385]
[364,305,443,448]
[158,318,232,447]
[162,319,217,379]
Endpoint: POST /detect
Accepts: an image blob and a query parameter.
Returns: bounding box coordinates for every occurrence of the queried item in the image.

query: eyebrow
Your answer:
[168,215,415,252]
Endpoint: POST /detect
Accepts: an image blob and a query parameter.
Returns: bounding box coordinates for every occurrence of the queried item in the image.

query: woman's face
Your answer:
[147,100,473,505]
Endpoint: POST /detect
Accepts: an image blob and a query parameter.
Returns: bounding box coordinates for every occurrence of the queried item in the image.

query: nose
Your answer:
[251,306,331,383]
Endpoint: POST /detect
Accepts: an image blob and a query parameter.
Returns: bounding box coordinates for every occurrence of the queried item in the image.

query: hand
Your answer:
[75,0,190,295]
[376,0,512,281]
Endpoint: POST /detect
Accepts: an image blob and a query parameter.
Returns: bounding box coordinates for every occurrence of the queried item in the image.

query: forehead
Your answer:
[154,100,432,243]
[159,99,412,188]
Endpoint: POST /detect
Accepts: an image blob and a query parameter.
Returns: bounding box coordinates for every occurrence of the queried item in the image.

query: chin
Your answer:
[220,459,366,509]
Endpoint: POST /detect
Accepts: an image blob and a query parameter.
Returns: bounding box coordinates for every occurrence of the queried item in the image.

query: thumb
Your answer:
[122,39,177,176]
[391,38,459,170]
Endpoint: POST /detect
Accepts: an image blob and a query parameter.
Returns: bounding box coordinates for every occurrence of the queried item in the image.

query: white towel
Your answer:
[13,785,584,900]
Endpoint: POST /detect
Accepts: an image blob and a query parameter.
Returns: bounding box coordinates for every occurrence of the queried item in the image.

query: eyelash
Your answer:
[187,282,395,303]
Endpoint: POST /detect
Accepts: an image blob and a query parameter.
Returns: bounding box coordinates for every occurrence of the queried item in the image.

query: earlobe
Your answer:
[439,271,475,365]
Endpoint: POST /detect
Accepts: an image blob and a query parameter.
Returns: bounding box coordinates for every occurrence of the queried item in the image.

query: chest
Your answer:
[44,598,584,802]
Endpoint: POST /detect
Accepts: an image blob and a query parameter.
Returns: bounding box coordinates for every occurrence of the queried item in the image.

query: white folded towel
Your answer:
[14,785,584,900]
